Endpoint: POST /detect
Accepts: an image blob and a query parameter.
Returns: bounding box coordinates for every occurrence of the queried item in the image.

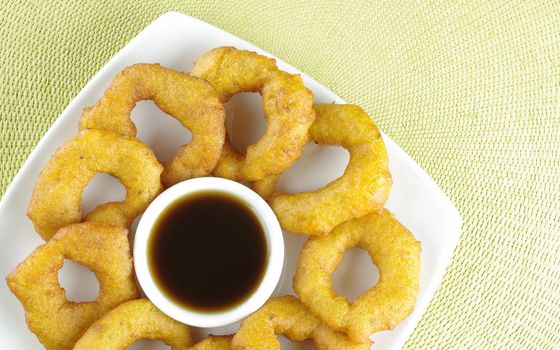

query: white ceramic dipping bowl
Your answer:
[134,177,284,328]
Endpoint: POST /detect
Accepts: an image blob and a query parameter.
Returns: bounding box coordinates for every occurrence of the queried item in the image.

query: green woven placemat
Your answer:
[2,1,560,348]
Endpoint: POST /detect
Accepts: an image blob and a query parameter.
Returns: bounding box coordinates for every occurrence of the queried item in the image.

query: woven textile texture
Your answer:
[2,0,560,348]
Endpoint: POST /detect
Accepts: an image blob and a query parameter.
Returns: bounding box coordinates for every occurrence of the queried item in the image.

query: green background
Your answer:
[2,1,560,348]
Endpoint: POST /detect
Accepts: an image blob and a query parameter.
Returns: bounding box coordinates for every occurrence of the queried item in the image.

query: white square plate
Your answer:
[0,12,461,350]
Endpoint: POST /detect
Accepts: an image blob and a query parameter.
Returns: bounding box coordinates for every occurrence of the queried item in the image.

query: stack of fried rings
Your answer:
[10,46,421,349]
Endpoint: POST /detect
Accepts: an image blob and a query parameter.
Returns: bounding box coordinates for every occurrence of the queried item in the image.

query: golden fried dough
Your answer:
[232,296,370,350]
[190,335,232,350]
[192,47,315,181]
[27,129,163,240]
[254,104,391,235]
[73,299,192,350]
[6,223,139,350]
[294,210,421,341]
[79,63,225,186]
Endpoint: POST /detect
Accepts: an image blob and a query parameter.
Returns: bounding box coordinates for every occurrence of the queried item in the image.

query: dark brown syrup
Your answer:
[147,190,267,313]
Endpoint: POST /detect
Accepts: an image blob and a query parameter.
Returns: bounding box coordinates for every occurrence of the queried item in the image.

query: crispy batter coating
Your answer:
[73,299,192,350]
[192,47,315,181]
[231,296,370,350]
[253,104,392,235]
[27,129,163,240]
[189,335,232,350]
[293,210,421,341]
[5,223,139,350]
[79,63,226,187]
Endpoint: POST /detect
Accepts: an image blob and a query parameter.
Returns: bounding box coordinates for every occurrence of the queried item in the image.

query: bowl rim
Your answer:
[133,177,285,327]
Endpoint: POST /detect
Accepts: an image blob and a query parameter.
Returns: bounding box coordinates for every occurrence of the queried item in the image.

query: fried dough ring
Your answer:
[253,104,392,235]
[192,46,315,181]
[231,296,370,350]
[27,129,163,241]
[5,223,139,350]
[73,299,192,350]
[293,210,421,341]
[190,335,232,350]
[79,63,226,186]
